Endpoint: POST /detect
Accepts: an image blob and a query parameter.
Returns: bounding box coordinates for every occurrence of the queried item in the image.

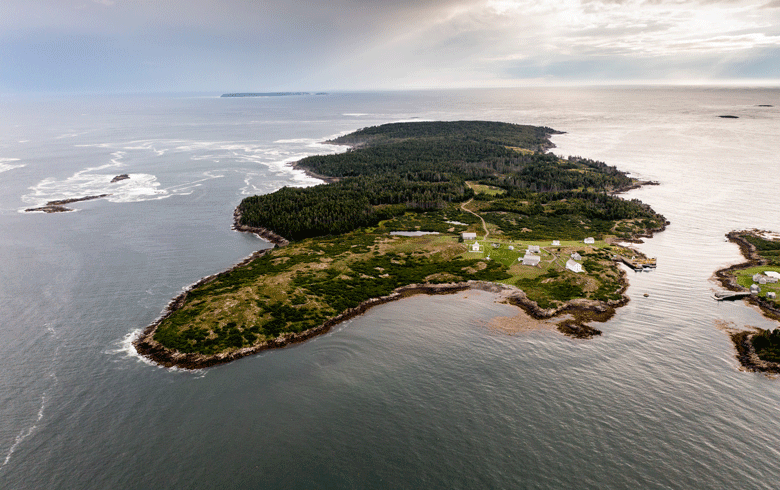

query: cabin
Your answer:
[753,273,764,283]
[571,252,582,261]
[750,284,761,295]
[522,254,541,266]
[759,277,768,285]
[566,259,584,273]
[471,241,481,252]
[551,240,560,246]
[584,237,595,244]
[768,292,777,300]
[527,245,540,254]
[462,232,477,240]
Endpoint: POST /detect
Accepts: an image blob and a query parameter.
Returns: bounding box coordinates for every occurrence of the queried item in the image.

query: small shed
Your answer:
[471,241,481,252]
[551,240,560,246]
[462,232,477,240]
[750,284,761,294]
[522,255,541,266]
[768,292,777,300]
[566,259,584,273]
[584,237,595,244]
[571,252,582,261]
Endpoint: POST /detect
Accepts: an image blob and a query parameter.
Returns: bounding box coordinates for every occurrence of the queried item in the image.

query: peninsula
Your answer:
[134,121,666,369]
[715,230,780,373]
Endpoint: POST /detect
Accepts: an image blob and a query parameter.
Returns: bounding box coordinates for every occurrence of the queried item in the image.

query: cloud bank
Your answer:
[1,0,778,92]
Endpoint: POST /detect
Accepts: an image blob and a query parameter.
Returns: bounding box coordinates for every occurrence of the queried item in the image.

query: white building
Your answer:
[753,273,764,283]
[527,245,540,254]
[571,252,582,261]
[750,284,761,294]
[765,271,780,280]
[462,232,477,240]
[522,254,541,266]
[471,241,481,252]
[584,237,595,244]
[552,240,560,246]
[768,292,777,300]
[508,245,514,251]
[566,259,584,273]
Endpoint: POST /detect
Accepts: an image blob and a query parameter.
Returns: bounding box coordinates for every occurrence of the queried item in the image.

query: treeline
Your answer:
[237,121,654,240]
[238,175,472,240]
[329,120,560,151]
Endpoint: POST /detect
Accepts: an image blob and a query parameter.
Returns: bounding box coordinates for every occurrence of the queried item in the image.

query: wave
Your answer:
[0,158,25,174]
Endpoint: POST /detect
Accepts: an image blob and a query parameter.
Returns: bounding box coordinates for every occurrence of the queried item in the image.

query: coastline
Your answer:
[715,230,780,373]
[133,277,629,369]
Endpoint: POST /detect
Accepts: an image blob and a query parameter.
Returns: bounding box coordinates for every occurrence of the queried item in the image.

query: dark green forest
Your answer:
[237,121,658,241]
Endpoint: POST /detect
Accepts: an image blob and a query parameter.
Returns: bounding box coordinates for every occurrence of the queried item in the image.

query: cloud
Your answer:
[1,0,778,92]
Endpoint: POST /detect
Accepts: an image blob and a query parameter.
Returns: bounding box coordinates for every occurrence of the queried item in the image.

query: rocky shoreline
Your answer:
[715,230,780,373]
[231,208,290,246]
[133,276,628,369]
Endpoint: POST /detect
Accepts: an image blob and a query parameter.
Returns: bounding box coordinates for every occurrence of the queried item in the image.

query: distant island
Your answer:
[715,230,780,373]
[220,92,326,98]
[134,121,667,369]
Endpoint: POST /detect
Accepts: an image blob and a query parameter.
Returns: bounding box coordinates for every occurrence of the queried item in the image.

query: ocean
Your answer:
[1,87,779,489]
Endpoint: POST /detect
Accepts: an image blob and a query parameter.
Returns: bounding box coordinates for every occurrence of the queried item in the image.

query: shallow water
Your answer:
[1,88,779,489]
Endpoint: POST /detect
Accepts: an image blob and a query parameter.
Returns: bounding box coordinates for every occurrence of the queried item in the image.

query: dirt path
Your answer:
[461,194,489,239]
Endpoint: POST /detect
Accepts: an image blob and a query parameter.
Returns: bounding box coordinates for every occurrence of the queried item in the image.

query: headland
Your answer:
[134,121,666,369]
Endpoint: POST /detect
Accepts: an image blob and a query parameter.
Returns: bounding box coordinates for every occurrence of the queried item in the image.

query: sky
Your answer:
[1,0,779,93]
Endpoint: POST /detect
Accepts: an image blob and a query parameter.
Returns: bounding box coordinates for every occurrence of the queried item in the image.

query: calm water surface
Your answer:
[1,88,779,489]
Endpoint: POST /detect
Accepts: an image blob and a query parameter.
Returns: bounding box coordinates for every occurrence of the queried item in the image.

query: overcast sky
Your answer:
[2,0,779,93]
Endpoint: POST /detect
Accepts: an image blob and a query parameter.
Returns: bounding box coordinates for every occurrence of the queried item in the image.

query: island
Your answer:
[110,174,130,183]
[133,121,667,369]
[25,194,111,213]
[715,230,780,373]
[220,92,325,98]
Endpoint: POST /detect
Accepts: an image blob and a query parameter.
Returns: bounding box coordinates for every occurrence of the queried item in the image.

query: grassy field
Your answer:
[466,181,506,196]
[152,209,638,355]
[736,266,780,301]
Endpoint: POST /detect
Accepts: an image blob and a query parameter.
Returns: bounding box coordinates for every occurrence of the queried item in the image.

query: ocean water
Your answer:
[1,88,779,489]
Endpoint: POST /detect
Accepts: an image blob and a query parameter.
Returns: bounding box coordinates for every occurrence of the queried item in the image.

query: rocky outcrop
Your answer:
[231,208,290,247]
[25,194,111,213]
[111,174,130,183]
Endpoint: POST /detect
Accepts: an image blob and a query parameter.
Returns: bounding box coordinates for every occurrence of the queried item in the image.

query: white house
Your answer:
[462,232,477,240]
[471,241,481,252]
[552,240,560,246]
[750,284,761,294]
[753,273,764,283]
[508,245,514,251]
[759,277,768,285]
[566,259,584,273]
[522,254,541,266]
[768,292,777,300]
[571,252,582,261]
[765,271,780,280]
[527,245,540,254]
[584,237,595,244]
